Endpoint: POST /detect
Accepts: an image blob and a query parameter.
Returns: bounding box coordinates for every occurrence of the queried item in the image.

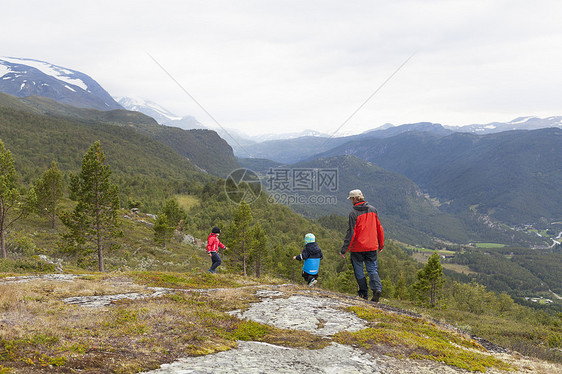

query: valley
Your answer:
[0,57,561,372]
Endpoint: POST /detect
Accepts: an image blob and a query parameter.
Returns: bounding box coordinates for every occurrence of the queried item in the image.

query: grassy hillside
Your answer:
[142,127,239,178]
[0,93,239,178]
[0,105,213,212]
[449,246,562,298]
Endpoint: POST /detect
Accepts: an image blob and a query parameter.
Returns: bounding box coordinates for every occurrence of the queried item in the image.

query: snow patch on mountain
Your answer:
[508,116,536,124]
[1,57,89,91]
[0,63,10,78]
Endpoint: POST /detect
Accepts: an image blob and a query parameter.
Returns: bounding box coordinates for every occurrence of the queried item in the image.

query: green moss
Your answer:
[59,342,89,354]
[232,320,270,341]
[334,305,512,372]
[129,271,243,289]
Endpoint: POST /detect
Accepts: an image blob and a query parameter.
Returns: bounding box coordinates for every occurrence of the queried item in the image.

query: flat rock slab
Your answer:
[63,287,171,307]
[0,274,84,283]
[141,341,382,374]
[230,291,368,337]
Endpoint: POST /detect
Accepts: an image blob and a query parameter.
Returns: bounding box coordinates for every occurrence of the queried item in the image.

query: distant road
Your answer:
[551,289,562,300]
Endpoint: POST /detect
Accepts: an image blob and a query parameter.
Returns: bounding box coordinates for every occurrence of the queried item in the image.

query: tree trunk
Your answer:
[98,241,104,272]
[97,220,104,272]
[0,204,5,258]
[242,230,247,276]
[50,188,56,229]
[430,282,436,306]
[255,257,261,278]
[51,204,56,229]
[1,226,5,259]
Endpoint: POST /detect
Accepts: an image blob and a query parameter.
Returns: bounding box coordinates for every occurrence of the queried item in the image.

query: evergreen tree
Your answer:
[394,272,408,299]
[226,202,253,276]
[154,213,174,248]
[0,139,36,258]
[35,161,63,228]
[248,222,267,277]
[413,252,445,307]
[61,141,121,271]
[161,198,186,229]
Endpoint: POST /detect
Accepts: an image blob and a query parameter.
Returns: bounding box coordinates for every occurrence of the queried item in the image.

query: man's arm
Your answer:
[376,214,384,251]
[340,214,355,257]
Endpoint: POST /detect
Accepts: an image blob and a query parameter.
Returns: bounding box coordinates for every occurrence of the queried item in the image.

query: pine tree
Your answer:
[61,141,121,271]
[154,213,174,248]
[161,198,186,229]
[226,202,253,276]
[0,139,36,258]
[248,222,267,277]
[413,252,445,307]
[394,272,408,300]
[35,161,63,228]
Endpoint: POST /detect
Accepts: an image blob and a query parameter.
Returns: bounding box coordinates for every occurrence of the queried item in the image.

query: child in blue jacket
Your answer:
[293,233,323,287]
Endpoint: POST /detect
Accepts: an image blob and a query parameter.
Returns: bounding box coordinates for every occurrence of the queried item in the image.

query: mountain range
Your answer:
[450,116,562,134]
[0,57,560,247]
[313,128,562,226]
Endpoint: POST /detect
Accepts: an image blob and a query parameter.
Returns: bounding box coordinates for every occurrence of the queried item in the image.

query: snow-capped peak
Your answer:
[117,96,182,121]
[0,57,89,91]
[507,116,536,124]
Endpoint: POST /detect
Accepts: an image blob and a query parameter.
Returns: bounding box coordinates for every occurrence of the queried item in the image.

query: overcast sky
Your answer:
[3,1,562,135]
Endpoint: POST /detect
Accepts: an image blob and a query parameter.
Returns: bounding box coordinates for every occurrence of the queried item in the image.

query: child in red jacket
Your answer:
[207,227,228,273]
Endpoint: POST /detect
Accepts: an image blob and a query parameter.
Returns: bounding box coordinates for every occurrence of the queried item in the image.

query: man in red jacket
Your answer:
[207,227,228,273]
[340,189,384,302]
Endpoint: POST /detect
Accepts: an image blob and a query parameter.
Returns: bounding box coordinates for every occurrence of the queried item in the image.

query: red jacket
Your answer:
[207,233,226,253]
[341,201,384,254]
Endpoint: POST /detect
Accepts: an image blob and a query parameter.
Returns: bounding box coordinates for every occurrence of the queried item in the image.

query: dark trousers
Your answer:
[209,252,222,273]
[302,271,318,284]
[350,251,382,297]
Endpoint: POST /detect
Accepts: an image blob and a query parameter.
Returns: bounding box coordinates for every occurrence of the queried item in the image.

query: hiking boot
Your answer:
[308,279,317,287]
[358,291,368,300]
[371,290,382,302]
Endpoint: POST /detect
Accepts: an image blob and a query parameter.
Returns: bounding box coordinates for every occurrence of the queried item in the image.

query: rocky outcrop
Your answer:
[2,274,559,374]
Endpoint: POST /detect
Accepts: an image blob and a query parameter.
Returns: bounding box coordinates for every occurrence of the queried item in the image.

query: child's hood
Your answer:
[305,242,323,256]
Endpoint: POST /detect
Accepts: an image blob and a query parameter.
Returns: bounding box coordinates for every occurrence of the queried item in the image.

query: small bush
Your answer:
[0,257,55,273]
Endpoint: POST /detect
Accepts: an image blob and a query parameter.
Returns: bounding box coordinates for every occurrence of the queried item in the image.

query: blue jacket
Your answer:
[295,242,323,275]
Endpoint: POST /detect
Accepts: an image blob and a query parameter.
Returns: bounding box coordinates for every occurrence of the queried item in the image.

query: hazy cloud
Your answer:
[2,0,562,135]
